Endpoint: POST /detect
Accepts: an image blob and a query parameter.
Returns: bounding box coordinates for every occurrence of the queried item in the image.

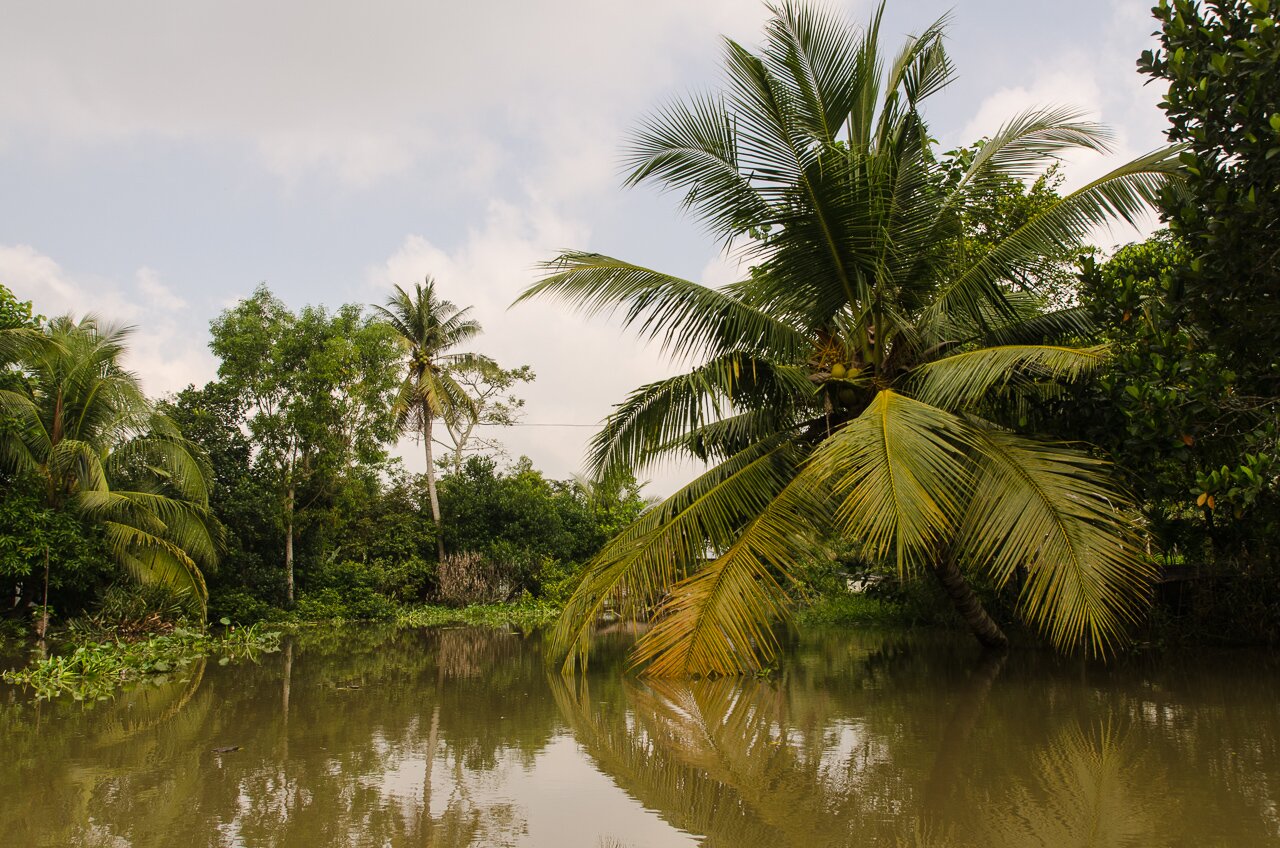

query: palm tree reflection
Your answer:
[552,649,1172,848]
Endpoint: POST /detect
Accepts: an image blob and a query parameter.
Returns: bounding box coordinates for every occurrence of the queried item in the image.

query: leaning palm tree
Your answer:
[519,2,1183,675]
[0,316,221,622]
[373,278,484,560]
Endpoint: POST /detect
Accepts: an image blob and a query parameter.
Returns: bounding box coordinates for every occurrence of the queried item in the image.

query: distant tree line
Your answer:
[0,279,647,633]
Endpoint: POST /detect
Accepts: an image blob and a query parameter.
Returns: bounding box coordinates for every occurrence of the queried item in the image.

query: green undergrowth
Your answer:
[794,593,926,627]
[1,624,282,701]
[395,599,561,629]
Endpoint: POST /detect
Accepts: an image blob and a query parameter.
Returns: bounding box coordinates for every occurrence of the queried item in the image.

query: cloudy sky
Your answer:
[0,0,1170,494]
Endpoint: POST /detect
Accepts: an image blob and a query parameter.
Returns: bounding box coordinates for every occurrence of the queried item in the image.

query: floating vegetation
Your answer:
[1,623,281,701]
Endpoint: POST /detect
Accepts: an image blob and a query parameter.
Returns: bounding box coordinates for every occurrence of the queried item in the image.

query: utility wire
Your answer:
[472,422,598,428]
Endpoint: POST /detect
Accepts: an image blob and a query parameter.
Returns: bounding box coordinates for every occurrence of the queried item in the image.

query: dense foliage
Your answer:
[1138,0,1280,389]
[0,281,649,642]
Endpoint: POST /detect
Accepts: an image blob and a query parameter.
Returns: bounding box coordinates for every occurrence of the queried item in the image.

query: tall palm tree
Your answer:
[0,316,221,622]
[519,2,1183,675]
[374,278,484,560]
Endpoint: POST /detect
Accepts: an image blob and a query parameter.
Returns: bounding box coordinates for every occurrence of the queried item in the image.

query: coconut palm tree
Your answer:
[519,2,1183,675]
[0,316,221,622]
[374,279,484,560]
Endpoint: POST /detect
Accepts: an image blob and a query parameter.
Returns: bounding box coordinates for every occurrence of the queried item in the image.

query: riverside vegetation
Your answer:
[1,0,1279,697]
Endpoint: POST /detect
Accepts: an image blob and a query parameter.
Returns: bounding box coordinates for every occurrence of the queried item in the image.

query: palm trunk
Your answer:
[285,484,295,606]
[424,415,445,561]
[933,555,1008,650]
[37,545,50,640]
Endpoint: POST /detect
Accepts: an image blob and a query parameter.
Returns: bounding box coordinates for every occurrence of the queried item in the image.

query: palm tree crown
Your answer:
[520,1,1183,675]
[0,316,221,619]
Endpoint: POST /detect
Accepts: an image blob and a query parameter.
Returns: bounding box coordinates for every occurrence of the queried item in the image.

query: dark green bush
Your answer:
[208,588,277,625]
[293,587,396,621]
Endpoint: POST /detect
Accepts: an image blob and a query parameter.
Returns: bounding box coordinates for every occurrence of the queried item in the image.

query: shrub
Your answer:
[374,556,435,603]
[208,588,277,625]
[292,587,396,621]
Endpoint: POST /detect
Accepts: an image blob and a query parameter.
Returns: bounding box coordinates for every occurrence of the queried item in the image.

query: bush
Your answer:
[436,551,516,606]
[528,557,584,605]
[374,556,435,603]
[208,588,277,625]
[292,587,396,621]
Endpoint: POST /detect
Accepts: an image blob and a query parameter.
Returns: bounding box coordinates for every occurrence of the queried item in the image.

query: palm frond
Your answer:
[550,434,804,673]
[634,471,826,676]
[587,353,811,478]
[952,107,1112,190]
[956,429,1154,654]
[803,390,973,575]
[913,344,1107,412]
[104,521,209,619]
[928,146,1183,329]
[517,252,808,361]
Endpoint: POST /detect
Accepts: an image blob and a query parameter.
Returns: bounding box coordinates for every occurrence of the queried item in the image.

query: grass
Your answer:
[1,623,282,701]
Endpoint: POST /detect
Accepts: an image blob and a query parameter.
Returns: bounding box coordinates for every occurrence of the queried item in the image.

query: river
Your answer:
[2,624,1278,846]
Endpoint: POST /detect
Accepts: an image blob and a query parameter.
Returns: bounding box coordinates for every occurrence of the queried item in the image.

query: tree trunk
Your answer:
[285,484,295,606]
[424,415,445,561]
[933,555,1008,650]
[37,545,50,641]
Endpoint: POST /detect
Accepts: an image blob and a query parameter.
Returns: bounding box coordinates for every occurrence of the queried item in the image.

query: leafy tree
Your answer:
[438,360,535,474]
[1138,0,1280,393]
[210,286,399,603]
[0,316,220,623]
[373,279,484,560]
[0,284,39,332]
[162,381,282,612]
[1060,233,1280,582]
[0,477,114,623]
[438,455,648,598]
[520,2,1182,674]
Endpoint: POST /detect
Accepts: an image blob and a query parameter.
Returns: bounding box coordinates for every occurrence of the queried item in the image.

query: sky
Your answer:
[0,0,1171,496]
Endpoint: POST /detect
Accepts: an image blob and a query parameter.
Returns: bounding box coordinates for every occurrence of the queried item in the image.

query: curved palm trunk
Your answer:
[933,555,1009,650]
[423,414,445,561]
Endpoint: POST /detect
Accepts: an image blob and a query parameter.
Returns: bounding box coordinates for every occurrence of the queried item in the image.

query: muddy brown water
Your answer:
[2,624,1278,847]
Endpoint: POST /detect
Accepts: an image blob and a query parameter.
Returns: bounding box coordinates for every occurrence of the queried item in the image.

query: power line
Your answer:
[473,421,598,428]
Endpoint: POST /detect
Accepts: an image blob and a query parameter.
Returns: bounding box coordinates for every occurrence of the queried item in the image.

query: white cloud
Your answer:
[136,267,187,311]
[0,1,767,190]
[0,245,216,397]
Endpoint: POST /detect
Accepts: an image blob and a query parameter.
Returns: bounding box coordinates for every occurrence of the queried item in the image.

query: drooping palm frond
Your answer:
[551,434,805,673]
[106,522,209,618]
[0,326,52,368]
[954,429,1153,654]
[803,390,974,575]
[586,352,812,479]
[634,471,827,676]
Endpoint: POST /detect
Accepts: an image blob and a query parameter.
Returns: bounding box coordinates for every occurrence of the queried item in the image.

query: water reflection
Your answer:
[1,625,1278,847]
